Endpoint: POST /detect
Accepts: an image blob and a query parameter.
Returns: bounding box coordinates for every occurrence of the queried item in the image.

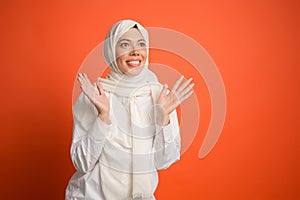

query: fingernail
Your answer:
[164,84,168,88]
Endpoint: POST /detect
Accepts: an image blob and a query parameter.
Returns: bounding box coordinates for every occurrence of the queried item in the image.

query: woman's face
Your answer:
[115,28,147,76]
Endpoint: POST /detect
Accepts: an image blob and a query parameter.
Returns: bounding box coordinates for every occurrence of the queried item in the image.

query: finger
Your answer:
[177,78,193,93]
[179,90,194,103]
[81,74,96,94]
[83,73,88,79]
[77,74,85,86]
[78,74,93,95]
[178,83,195,99]
[82,73,92,85]
[160,84,169,97]
[78,77,89,91]
[78,73,86,82]
[172,75,184,91]
[79,73,91,88]
[97,82,105,95]
[78,73,88,86]
[77,72,83,80]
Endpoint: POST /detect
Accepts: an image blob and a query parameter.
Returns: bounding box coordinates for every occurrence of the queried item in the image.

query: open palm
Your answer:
[77,73,110,124]
[156,76,194,126]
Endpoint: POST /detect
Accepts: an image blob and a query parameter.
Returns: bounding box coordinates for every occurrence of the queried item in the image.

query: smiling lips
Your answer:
[126,60,142,67]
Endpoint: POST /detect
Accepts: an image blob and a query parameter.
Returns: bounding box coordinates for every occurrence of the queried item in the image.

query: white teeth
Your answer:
[127,61,140,65]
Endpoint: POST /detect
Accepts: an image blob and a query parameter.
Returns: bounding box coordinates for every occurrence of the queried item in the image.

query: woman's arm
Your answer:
[154,109,180,169]
[70,115,111,173]
[70,73,111,173]
[153,76,194,169]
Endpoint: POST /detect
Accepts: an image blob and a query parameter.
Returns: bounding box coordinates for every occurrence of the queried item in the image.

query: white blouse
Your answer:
[65,90,181,200]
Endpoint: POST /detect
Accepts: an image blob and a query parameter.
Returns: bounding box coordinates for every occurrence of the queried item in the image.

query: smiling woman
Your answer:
[116,29,147,76]
[65,19,194,200]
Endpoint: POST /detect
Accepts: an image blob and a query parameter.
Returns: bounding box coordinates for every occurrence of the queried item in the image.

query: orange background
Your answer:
[1,0,299,199]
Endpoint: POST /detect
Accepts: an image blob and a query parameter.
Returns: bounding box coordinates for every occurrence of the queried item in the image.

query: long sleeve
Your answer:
[70,92,112,173]
[71,117,111,173]
[154,109,181,170]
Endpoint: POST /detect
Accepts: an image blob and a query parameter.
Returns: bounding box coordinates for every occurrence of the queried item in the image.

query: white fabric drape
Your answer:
[65,19,181,200]
[66,88,181,200]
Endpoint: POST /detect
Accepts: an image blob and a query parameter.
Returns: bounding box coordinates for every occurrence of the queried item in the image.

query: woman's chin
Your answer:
[125,66,144,76]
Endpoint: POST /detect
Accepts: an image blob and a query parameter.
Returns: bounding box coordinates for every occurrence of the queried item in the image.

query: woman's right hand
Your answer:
[77,73,110,124]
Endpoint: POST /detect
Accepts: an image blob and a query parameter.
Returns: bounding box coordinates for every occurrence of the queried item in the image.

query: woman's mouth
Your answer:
[126,60,141,67]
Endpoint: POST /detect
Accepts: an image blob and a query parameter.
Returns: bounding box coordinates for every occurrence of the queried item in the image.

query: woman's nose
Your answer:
[129,48,140,56]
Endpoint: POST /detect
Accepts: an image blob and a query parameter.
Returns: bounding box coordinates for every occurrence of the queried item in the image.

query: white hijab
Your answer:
[98,19,158,97]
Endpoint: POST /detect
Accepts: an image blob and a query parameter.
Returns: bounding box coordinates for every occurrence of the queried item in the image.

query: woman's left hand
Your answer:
[156,76,194,126]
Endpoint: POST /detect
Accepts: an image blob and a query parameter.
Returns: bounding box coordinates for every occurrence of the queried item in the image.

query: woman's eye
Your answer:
[139,42,146,47]
[120,43,129,48]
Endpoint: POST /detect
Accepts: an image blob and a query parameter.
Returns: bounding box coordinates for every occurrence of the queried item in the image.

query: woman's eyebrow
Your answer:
[118,38,145,42]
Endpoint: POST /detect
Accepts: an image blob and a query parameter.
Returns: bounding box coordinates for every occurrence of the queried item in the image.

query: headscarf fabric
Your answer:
[99,19,158,97]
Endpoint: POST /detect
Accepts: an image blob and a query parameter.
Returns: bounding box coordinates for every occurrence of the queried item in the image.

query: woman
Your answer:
[65,19,194,200]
